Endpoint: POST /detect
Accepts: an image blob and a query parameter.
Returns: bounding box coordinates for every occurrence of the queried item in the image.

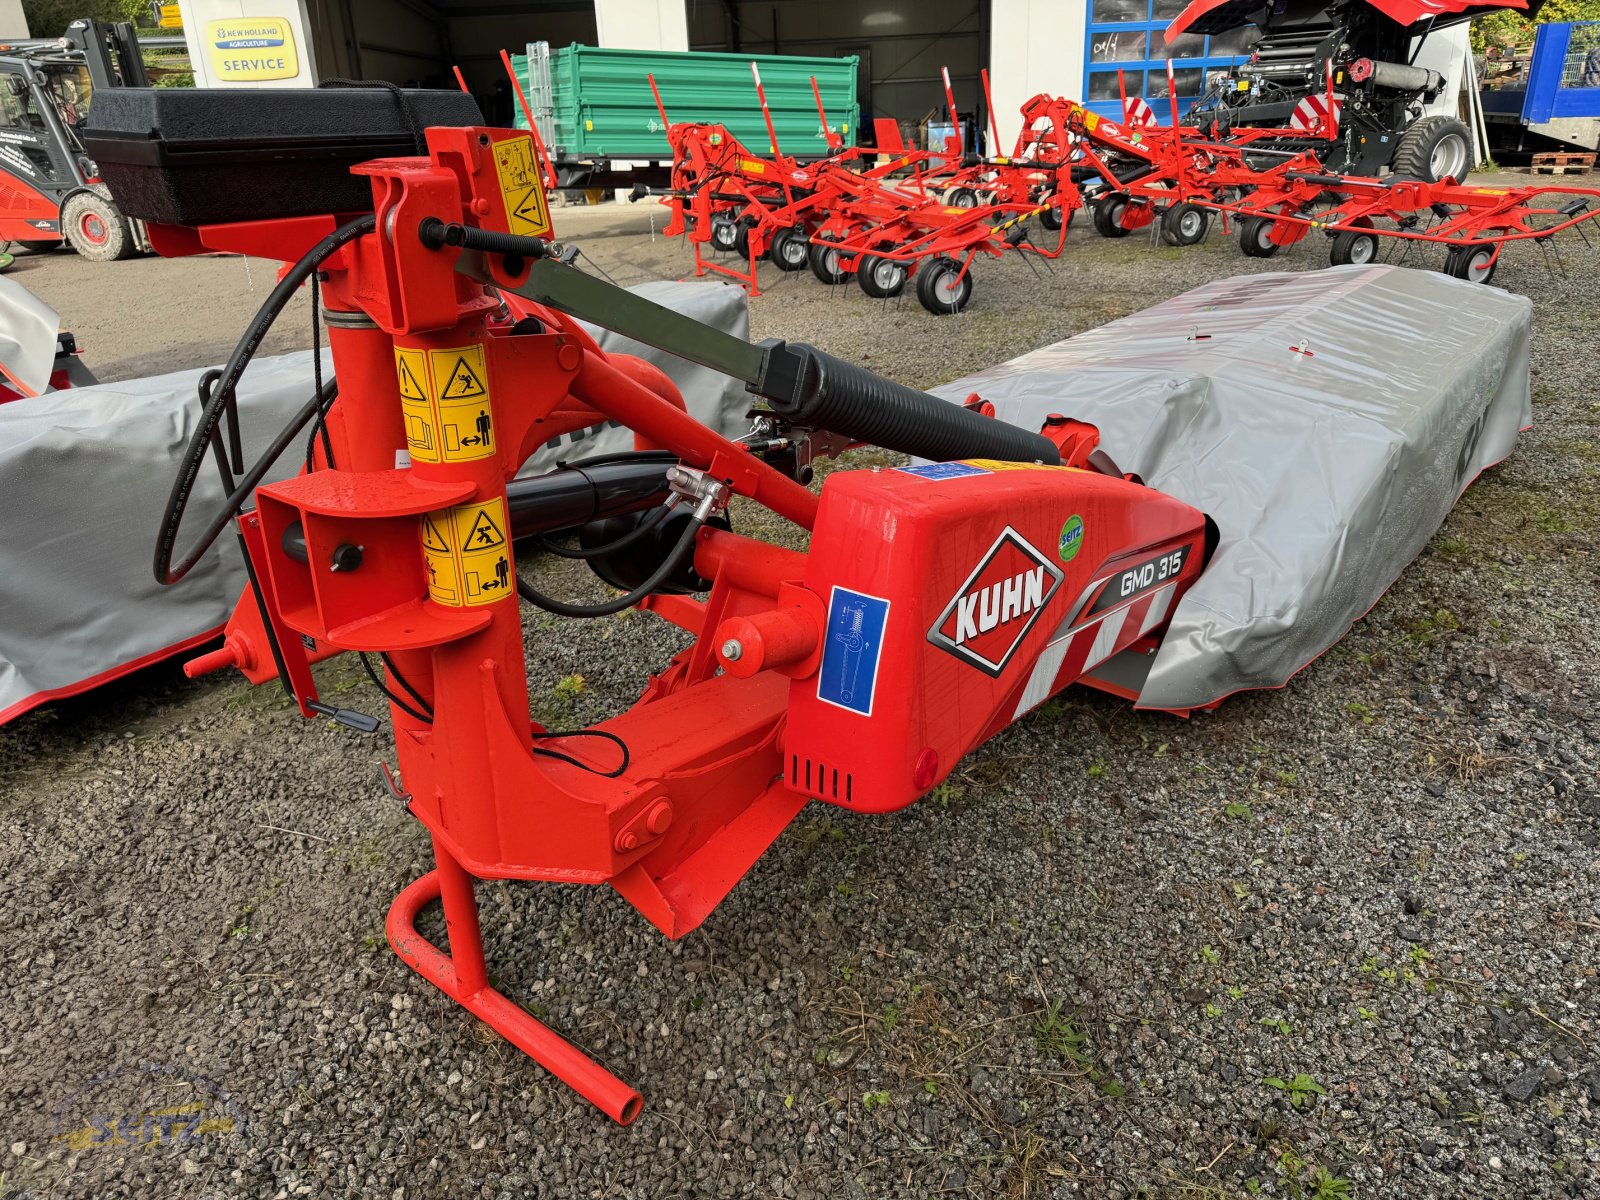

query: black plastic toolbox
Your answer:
[82,88,484,226]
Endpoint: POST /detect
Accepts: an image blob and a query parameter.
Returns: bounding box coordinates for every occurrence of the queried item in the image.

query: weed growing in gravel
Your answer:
[1033,1000,1129,1098]
[1259,1016,1292,1036]
[1405,608,1462,646]
[860,1089,890,1111]
[1224,801,1253,821]
[1271,1151,1353,1200]
[1261,1073,1327,1108]
[1344,700,1376,725]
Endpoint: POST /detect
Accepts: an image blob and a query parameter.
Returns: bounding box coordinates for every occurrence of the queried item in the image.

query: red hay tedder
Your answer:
[650,64,1077,311]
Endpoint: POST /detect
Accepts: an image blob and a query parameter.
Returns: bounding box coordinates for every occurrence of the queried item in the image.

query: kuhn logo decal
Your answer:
[928,527,1064,676]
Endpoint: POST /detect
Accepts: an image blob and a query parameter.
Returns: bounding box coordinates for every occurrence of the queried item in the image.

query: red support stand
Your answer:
[386,840,644,1125]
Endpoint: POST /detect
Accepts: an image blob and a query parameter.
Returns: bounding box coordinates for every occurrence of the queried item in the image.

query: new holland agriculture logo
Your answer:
[928,527,1063,676]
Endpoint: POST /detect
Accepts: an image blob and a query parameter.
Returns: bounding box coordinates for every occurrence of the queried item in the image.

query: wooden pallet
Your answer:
[1531,150,1596,175]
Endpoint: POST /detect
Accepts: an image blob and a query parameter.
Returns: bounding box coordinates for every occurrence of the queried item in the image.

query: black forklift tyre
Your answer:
[856,254,908,299]
[62,190,133,262]
[914,256,973,315]
[767,227,809,271]
[1159,202,1209,246]
[1238,215,1280,258]
[1390,116,1473,185]
[1092,194,1131,238]
[17,239,60,252]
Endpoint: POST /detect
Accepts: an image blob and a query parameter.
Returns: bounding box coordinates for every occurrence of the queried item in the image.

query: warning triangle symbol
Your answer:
[439,355,487,401]
[463,508,506,551]
[397,358,428,402]
[421,514,451,554]
[513,187,547,227]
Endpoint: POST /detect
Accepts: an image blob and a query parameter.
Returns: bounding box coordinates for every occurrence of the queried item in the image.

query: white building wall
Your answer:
[594,0,689,51]
[0,0,27,39]
[990,0,1088,146]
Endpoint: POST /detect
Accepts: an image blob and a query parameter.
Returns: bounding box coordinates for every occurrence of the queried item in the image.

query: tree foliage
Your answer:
[1472,0,1600,54]
[21,0,151,39]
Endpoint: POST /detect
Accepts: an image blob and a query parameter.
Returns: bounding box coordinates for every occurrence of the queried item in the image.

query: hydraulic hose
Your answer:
[755,339,1061,466]
[516,512,705,618]
[153,213,377,586]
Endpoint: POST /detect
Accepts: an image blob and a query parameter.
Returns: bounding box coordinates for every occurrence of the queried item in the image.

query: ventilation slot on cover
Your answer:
[789,753,853,803]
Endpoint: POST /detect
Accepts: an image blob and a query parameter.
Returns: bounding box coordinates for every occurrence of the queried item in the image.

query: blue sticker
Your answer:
[817,587,890,717]
[896,461,990,481]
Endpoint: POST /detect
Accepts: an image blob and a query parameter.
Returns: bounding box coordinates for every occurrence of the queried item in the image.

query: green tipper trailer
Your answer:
[511,43,858,186]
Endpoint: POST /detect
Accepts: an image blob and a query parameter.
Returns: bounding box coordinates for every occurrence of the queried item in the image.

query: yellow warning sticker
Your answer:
[393,344,496,464]
[422,498,513,607]
[394,347,438,462]
[741,159,768,175]
[491,136,552,239]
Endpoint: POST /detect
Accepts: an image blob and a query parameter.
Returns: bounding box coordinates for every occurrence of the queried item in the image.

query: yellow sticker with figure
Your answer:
[422,498,513,607]
[394,344,496,464]
[492,136,552,239]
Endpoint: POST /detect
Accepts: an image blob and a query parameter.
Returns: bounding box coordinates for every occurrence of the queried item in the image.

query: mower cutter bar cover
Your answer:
[82,88,484,226]
[1164,0,1529,38]
[929,265,1532,712]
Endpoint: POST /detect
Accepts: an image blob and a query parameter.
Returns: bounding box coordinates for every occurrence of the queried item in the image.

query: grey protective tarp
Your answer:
[929,265,1532,712]
[0,276,62,398]
[0,279,749,724]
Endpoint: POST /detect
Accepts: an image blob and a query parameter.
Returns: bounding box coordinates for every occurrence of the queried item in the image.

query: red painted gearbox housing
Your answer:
[788,461,1207,813]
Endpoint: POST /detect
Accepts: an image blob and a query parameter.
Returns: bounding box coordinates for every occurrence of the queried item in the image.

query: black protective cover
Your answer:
[82,87,484,225]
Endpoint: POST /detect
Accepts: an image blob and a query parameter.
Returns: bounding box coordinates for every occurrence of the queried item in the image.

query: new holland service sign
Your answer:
[205,16,300,82]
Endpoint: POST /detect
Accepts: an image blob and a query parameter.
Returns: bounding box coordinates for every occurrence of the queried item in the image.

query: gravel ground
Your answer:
[2,178,1598,1199]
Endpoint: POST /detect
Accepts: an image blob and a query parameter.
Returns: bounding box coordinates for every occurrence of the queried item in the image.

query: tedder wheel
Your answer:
[914,256,973,315]
[1159,202,1210,247]
[945,187,979,208]
[1040,205,1063,231]
[1390,115,1473,185]
[1091,194,1131,238]
[767,227,809,271]
[1444,244,1498,285]
[808,239,851,285]
[856,254,908,299]
[62,189,133,262]
[1238,214,1280,258]
[1329,223,1379,267]
[709,218,740,253]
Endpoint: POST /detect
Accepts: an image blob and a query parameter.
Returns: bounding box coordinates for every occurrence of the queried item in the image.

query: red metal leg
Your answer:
[386,842,644,1125]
